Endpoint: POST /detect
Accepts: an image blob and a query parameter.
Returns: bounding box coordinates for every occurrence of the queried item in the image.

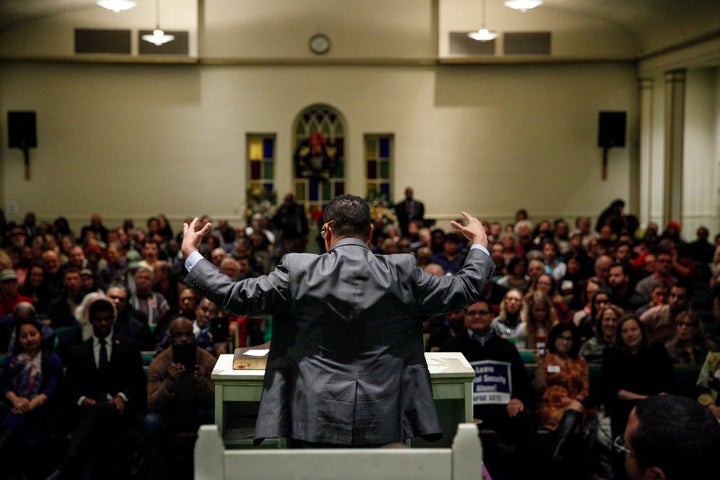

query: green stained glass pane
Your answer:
[380,160,390,179]
[334,160,344,178]
[367,183,378,197]
[335,123,344,135]
[263,160,274,179]
[295,181,306,201]
[322,181,332,200]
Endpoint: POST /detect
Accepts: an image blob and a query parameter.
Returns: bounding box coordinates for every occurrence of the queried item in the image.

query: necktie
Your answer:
[99,337,109,372]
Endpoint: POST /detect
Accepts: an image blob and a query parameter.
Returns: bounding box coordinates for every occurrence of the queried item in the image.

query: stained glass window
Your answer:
[293,104,346,218]
[247,133,276,220]
[365,134,393,201]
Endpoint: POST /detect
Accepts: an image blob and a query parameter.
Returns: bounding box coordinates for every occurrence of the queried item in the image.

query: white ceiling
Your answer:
[0,0,718,57]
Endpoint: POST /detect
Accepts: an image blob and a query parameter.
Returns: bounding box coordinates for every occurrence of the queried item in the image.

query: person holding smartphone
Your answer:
[144,317,216,479]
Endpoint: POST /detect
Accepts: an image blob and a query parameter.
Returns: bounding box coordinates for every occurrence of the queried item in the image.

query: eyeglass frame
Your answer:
[321,220,334,239]
[613,435,636,457]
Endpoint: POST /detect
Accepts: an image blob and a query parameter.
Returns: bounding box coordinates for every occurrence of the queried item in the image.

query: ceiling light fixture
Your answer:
[142,0,174,46]
[468,0,498,42]
[97,0,136,13]
[504,0,543,12]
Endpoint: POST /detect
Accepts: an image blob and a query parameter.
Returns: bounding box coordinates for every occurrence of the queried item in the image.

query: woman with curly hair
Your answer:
[579,303,624,364]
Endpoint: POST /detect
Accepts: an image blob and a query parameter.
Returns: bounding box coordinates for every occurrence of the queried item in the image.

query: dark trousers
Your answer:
[58,402,129,479]
[475,404,538,479]
[144,409,214,480]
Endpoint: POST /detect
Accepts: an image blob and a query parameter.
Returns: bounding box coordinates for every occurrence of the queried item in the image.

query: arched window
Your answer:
[292,104,346,218]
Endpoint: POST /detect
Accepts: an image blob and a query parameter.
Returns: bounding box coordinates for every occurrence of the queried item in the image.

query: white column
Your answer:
[663,69,687,224]
[637,77,655,226]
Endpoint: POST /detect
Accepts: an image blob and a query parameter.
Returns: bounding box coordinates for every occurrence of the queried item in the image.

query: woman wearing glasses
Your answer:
[664,311,717,365]
[532,323,589,463]
[599,314,675,439]
[491,288,524,342]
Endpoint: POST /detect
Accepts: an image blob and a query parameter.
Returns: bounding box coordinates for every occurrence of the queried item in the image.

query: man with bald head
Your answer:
[144,317,215,479]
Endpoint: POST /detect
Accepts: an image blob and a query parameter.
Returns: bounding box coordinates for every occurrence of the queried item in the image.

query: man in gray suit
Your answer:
[181,194,493,447]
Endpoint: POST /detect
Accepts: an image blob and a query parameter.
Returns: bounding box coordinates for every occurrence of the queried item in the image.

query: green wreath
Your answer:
[294,133,338,181]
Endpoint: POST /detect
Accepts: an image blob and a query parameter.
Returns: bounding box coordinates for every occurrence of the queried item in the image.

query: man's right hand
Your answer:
[450,211,489,248]
[182,217,213,258]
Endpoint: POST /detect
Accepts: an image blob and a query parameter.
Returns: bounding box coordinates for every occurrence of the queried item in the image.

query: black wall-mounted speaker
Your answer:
[598,111,626,148]
[8,111,37,149]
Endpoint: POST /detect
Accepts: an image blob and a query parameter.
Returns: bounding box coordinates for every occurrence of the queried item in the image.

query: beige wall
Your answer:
[0,60,636,233]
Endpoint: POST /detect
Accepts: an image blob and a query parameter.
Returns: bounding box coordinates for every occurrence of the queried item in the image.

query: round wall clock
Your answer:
[309,33,331,55]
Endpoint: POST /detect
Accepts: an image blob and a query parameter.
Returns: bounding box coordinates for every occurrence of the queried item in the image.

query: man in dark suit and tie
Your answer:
[182,194,494,447]
[394,186,425,237]
[49,298,145,480]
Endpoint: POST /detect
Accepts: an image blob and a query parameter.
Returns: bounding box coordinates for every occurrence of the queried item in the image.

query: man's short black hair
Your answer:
[323,195,372,238]
[631,395,720,480]
[88,298,115,319]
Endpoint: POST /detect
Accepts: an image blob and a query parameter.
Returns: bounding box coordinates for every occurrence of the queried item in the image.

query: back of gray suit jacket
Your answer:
[185,237,494,445]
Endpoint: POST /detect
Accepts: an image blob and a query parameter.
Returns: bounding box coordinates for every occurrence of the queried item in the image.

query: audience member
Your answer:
[130,266,170,330]
[425,309,465,352]
[541,240,566,281]
[664,311,717,365]
[633,282,668,317]
[0,269,32,315]
[273,193,309,254]
[640,283,692,344]
[572,216,599,250]
[496,255,529,293]
[0,316,63,479]
[49,299,145,480]
[46,266,84,328]
[599,314,675,439]
[532,323,588,467]
[697,351,720,419]
[517,291,558,351]
[144,317,215,480]
[394,187,425,238]
[440,300,537,479]
[41,250,62,299]
[106,284,154,351]
[634,250,677,304]
[620,395,720,480]
[574,288,611,343]
[579,303,623,364]
[686,226,714,280]
[80,214,109,244]
[607,262,643,312]
[525,273,572,322]
[595,199,625,236]
[491,288,524,342]
[431,232,465,274]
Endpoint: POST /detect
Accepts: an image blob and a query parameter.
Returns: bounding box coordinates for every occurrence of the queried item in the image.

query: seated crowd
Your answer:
[0,196,718,479]
[0,211,277,479]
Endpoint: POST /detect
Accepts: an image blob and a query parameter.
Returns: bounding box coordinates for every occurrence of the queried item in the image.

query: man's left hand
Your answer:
[182,217,213,258]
